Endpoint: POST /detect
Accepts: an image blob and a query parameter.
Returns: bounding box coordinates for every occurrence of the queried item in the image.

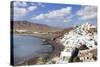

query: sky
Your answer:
[12,1,97,28]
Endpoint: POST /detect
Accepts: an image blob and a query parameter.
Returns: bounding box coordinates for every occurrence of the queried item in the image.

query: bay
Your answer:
[13,35,52,64]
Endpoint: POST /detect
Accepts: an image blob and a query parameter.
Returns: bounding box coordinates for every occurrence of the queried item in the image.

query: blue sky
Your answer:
[13,1,97,28]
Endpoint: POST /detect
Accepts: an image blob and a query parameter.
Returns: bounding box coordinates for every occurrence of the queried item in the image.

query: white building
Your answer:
[60,23,97,49]
[58,47,74,63]
[58,23,97,63]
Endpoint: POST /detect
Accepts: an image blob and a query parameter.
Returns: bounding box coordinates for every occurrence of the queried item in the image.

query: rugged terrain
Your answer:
[46,23,97,64]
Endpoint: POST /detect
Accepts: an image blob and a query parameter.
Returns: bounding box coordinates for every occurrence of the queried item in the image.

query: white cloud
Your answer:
[14,7,28,17]
[28,6,37,11]
[32,6,72,20]
[38,2,45,7]
[14,1,28,7]
[77,6,97,20]
[13,1,38,20]
[14,6,37,19]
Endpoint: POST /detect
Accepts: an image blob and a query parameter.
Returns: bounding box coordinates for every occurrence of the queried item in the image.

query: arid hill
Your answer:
[12,21,74,40]
[13,21,63,33]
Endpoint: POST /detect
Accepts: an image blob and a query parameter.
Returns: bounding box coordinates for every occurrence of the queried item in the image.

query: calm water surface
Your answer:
[13,35,52,64]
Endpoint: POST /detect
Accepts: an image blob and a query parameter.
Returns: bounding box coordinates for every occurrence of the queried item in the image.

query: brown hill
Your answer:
[13,21,63,33]
[12,21,74,40]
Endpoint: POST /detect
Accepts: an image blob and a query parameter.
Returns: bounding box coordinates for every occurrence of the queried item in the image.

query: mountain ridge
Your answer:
[12,21,63,33]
